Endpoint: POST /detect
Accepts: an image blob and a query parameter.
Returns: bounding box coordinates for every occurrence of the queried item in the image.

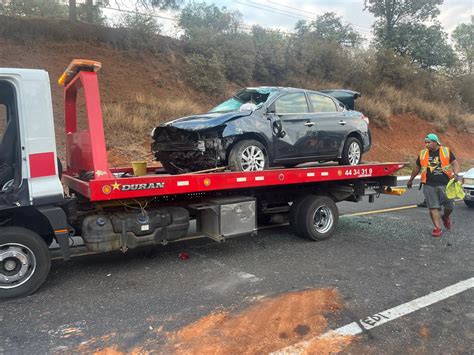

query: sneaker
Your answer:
[442,216,451,229]
[432,227,442,237]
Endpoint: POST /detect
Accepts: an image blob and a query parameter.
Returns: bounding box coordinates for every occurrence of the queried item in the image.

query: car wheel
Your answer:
[229,140,268,172]
[0,227,51,300]
[465,200,474,208]
[339,137,362,166]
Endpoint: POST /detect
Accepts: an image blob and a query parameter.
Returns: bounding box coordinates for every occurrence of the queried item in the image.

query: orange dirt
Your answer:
[365,114,474,166]
[419,326,430,338]
[166,288,352,354]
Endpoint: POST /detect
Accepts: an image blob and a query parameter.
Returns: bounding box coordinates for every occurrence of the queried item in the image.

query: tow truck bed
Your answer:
[63,162,405,202]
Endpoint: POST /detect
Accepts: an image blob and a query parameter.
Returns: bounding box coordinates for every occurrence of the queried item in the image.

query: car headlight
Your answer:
[462,178,474,185]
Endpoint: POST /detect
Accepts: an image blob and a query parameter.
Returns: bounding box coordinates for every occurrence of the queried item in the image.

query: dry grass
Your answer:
[360,84,468,131]
[102,94,208,160]
[357,96,391,128]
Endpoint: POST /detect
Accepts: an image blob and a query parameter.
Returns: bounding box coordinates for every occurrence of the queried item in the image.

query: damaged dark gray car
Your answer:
[151,87,371,174]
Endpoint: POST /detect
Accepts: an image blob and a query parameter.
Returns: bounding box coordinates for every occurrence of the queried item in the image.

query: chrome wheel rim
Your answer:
[0,243,36,289]
[241,145,265,171]
[312,206,334,233]
[348,142,361,165]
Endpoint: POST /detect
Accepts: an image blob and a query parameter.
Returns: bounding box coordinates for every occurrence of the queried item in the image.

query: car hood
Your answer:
[164,111,253,131]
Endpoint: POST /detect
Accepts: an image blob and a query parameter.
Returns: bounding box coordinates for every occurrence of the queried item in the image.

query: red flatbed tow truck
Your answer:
[0,60,405,299]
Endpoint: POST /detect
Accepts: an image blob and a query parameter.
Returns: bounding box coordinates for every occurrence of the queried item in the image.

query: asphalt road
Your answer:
[1,179,473,354]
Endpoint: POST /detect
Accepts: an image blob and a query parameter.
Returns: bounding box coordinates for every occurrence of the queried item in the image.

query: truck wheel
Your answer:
[465,200,474,208]
[339,137,362,166]
[0,227,51,300]
[229,140,268,171]
[289,195,313,236]
[296,195,339,241]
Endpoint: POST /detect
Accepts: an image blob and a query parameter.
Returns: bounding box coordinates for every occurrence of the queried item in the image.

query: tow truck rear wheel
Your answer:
[295,195,339,241]
[0,227,51,300]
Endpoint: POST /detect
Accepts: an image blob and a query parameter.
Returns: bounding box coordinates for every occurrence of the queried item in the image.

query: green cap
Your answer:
[425,133,441,145]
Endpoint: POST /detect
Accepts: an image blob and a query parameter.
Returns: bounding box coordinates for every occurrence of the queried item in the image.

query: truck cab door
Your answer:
[0,81,18,195]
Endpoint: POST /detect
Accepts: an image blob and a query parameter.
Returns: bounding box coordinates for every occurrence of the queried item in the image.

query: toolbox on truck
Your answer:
[191,196,257,240]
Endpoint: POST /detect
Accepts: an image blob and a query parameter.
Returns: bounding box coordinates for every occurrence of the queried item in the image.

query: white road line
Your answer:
[272,277,474,354]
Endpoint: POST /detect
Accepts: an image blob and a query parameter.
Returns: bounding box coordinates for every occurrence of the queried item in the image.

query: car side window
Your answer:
[309,93,337,113]
[275,93,309,114]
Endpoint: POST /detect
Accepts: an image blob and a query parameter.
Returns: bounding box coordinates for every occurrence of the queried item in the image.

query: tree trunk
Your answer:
[86,0,93,23]
[69,0,77,21]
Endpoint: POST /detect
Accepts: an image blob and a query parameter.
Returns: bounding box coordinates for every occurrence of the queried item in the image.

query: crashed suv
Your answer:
[151,87,371,174]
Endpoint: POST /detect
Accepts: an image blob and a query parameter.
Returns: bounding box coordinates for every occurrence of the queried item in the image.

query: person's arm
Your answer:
[451,159,460,181]
[407,164,420,189]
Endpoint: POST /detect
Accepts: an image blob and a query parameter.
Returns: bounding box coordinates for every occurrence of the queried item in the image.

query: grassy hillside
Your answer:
[0,16,473,170]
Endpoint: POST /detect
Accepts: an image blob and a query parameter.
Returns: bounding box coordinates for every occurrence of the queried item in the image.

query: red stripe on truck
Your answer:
[29,152,56,178]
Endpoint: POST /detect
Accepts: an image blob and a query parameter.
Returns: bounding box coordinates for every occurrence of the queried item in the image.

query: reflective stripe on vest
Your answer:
[419,146,453,184]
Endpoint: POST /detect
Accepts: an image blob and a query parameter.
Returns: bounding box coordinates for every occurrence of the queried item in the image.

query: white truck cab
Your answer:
[0,68,63,208]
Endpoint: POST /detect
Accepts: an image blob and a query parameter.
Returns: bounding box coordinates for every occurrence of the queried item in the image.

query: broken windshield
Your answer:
[209,88,276,113]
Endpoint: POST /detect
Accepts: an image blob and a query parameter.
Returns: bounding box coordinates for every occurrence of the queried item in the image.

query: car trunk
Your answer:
[319,90,360,110]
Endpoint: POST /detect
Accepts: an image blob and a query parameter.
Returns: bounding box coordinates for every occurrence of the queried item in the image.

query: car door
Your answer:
[269,92,319,161]
[307,93,347,157]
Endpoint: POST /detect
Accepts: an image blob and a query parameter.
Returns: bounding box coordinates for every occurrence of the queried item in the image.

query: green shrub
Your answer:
[185,53,226,95]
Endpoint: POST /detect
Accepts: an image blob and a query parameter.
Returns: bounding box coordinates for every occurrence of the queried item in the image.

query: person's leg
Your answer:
[424,185,443,236]
[439,186,455,229]
[429,208,441,228]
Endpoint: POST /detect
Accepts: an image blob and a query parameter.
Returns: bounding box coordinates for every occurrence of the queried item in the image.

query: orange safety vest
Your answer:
[419,146,453,184]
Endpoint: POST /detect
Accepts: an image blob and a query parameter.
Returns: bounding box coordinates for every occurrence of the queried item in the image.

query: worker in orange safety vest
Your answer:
[407,133,460,237]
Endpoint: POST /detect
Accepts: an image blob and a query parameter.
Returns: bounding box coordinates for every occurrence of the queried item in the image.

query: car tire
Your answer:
[464,200,474,208]
[295,195,338,241]
[0,227,51,300]
[339,137,362,166]
[229,140,268,172]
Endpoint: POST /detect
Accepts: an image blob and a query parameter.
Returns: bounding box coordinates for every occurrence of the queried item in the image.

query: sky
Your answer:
[105,0,473,42]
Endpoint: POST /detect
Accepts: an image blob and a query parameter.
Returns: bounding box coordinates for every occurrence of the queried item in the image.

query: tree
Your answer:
[69,0,77,21]
[452,17,474,74]
[135,0,183,10]
[251,26,288,83]
[365,0,455,69]
[178,2,242,39]
[295,12,363,47]
[67,0,182,22]
[364,0,442,48]
[1,0,68,18]
[392,23,456,68]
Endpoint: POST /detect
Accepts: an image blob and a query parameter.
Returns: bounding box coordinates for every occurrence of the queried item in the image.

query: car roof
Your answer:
[243,86,329,95]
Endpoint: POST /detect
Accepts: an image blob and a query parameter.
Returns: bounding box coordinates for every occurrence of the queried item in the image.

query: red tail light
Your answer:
[362,115,369,125]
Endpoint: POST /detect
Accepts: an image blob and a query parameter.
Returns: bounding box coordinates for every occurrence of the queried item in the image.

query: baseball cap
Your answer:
[425,133,441,145]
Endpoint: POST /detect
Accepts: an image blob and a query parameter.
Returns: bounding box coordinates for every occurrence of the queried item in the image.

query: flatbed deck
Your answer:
[63,162,405,202]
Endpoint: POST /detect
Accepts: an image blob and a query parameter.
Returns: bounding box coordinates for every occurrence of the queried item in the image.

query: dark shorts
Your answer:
[423,184,455,210]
